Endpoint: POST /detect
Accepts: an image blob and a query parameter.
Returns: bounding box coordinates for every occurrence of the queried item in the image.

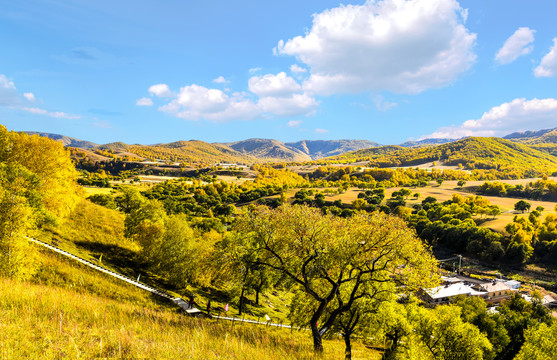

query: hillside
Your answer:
[324,137,557,176]
[505,128,557,157]
[96,141,130,152]
[24,131,98,149]
[127,140,257,164]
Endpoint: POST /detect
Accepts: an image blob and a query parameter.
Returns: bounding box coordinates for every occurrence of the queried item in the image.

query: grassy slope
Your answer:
[1,200,378,359]
[1,257,363,359]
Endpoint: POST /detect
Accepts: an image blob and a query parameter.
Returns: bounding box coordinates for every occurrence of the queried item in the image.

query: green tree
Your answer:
[234,204,438,354]
[514,200,531,213]
[515,322,557,360]
[413,305,492,360]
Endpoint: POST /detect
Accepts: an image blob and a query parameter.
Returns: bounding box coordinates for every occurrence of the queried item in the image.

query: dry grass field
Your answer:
[303,178,557,233]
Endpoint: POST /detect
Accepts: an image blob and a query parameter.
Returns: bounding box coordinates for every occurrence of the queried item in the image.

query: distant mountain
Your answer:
[223,138,379,161]
[286,139,380,159]
[399,138,455,147]
[503,128,557,141]
[24,132,98,149]
[224,139,311,162]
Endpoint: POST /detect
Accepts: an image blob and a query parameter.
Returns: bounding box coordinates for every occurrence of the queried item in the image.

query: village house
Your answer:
[472,281,513,305]
[420,282,487,306]
[421,276,519,307]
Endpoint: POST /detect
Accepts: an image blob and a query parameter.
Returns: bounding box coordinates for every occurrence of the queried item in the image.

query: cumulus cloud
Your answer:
[159,84,261,121]
[495,27,535,65]
[315,128,329,134]
[136,97,153,106]
[213,76,229,84]
[145,71,318,121]
[258,93,318,117]
[421,98,557,139]
[248,72,318,116]
[248,72,301,97]
[534,38,557,77]
[23,92,36,102]
[0,74,20,106]
[149,83,173,97]
[276,0,476,95]
[288,120,302,127]
[22,107,81,119]
[290,64,307,73]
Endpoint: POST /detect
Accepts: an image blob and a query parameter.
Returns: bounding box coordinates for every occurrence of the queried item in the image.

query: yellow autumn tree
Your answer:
[0,125,81,278]
[6,129,81,219]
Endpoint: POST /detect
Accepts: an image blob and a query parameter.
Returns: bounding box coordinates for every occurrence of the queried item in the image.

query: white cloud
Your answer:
[372,94,397,111]
[315,128,329,134]
[136,97,153,106]
[22,107,81,119]
[159,84,261,121]
[248,72,301,97]
[23,92,36,102]
[288,120,302,127]
[276,0,476,95]
[534,38,557,77]
[149,83,173,97]
[290,64,307,73]
[213,76,229,84]
[249,67,262,74]
[0,74,20,106]
[1,74,79,119]
[258,93,318,117]
[421,98,557,139]
[495,27,535,65]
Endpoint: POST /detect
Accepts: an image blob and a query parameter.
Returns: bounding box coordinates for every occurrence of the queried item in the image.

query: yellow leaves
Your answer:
[2,129,81,219]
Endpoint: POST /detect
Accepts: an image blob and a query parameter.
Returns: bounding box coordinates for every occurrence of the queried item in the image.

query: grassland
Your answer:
[1,259,373,359]
[0,198,380,359]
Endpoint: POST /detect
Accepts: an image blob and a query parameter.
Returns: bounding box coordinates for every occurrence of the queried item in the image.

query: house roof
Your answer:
[426,283,486,299]
[477,282,511,293]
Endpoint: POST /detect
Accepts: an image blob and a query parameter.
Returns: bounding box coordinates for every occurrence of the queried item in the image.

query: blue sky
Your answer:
[1,0,557,145]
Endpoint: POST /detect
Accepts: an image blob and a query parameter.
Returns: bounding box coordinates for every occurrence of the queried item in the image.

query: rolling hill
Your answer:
[126,141,257,165]
[504,128,557,157]
[323,137,557,176]
[24,131,98,149]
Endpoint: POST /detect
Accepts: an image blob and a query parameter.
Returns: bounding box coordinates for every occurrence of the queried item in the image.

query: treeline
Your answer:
[478,179,557,200]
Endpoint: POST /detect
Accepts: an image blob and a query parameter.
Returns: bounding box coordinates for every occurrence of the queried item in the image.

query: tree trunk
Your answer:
[311,323,324,353]
[344,333,352,360]
[239,286,245,316]
[255,287,260,305]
